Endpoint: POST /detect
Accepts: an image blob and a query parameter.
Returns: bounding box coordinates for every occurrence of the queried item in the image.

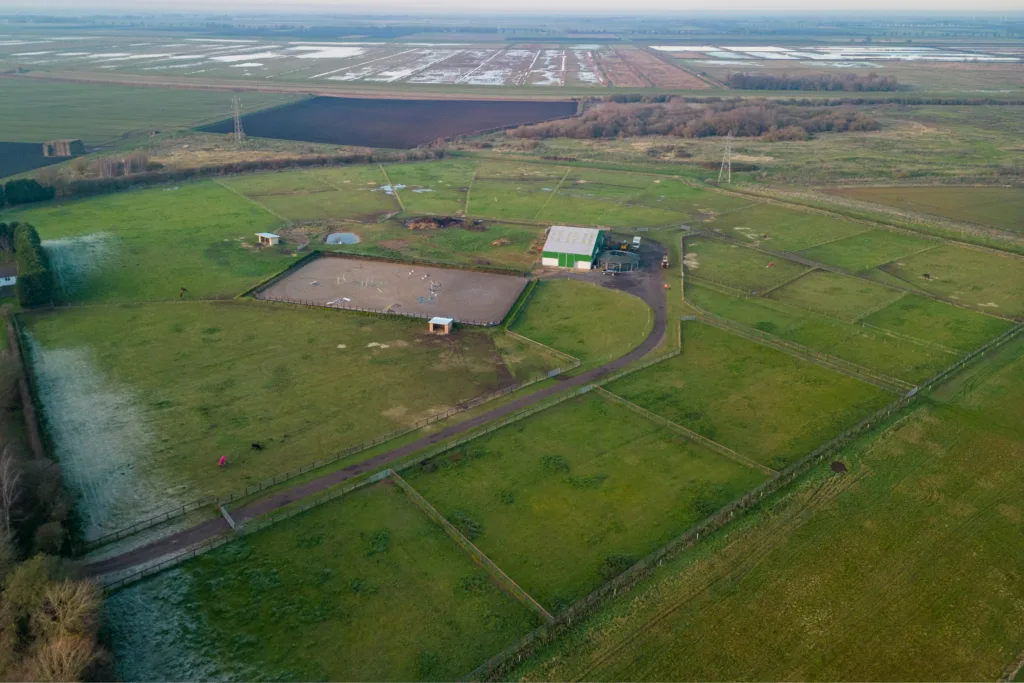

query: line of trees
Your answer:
[0,322,105,680]
[0,179,55,208]
[725,72,904,92]
[0,223,54,307]
[508,99,880,141]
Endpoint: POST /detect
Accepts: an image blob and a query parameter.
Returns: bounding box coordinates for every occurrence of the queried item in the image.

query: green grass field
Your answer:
[607,323,892,470]
[382,158,478,216]
[823,185,1024,234]
[516,336,1024,681]
[404,393,766,611]
[881,244,1024,318]
[23,301,557,537]
[3,181,288,303]
[106,481,539,681]
[862,293,1013,353]
[510,279,653,366]
[705,203,867,252]
[684,237,808,293]
[0,78,297,145]
[686,284,961,383]
[797,229,933,273]
[769,270,906,322]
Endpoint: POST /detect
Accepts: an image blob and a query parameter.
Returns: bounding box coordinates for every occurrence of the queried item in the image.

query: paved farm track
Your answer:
[85,246,669,577]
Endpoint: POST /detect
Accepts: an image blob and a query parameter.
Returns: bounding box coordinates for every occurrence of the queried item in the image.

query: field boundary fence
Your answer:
[99,533,234,592]
[235,250,321,299]
[694,312,914,393]
[594,345,681,387]
[394,385,596,475]
[318,249,529,278]
[502,278,539,329]
[391,471,555,624]
[593,386,776,476]
[256,294,504,327]
[706,230,1020,323]
[83,328,577,551]
[6,316,45,460]
[505,329,580,366]
[80,496,217,554]
[464,321,1024,682]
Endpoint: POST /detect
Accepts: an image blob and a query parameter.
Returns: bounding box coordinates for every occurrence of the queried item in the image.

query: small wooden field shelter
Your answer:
[429,317,453,335]
[256,232,280,247]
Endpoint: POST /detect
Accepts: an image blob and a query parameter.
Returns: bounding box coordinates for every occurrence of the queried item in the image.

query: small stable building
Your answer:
[255,232,280,247]
[429,317,454,335]
[541,226,604,270]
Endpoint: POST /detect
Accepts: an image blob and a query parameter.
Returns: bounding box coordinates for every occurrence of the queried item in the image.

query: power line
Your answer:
[718,130,733,184]
[232,96,245,145]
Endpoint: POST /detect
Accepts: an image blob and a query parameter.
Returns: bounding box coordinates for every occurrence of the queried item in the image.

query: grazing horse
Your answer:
[251,442,263,452]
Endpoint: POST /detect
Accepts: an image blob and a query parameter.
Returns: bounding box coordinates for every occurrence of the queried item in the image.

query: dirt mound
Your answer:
[406,216,487,231]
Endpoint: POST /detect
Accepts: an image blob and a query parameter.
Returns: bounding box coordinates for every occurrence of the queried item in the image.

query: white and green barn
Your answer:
[541,225,605,270]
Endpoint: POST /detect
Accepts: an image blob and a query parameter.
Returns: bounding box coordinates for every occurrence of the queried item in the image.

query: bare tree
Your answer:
[0,447,21,543]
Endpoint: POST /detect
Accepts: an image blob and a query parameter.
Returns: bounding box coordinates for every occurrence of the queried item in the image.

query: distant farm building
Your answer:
[429,317,453,335]
[0,264,16,289]
[256,232,280,247]
[541,226,604,270]
[42,139,85,157]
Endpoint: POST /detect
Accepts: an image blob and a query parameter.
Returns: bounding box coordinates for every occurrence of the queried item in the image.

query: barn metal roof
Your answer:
[543,226,602,256]
[255,232,280,239]
[430,317,454,325]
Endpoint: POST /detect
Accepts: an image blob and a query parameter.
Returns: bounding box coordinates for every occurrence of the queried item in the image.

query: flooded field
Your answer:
[199,96,578,148]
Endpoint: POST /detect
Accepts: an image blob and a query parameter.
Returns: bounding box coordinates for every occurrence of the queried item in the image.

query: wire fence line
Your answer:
[99,533,234,592]
[391,471,554,625]
[694,312,915,393]
[80,497,217,554]
[505,330,580,366]
[502,278,539,330]
[255,294,504,327]
[83,331,579,553]
[593,387,775,476]
[464,321,1024,682]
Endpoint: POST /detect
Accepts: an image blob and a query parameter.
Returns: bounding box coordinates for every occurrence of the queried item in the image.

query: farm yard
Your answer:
[2,43,1024,681]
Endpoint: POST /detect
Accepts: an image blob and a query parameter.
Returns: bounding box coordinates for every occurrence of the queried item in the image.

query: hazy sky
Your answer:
[16,0,1024,13]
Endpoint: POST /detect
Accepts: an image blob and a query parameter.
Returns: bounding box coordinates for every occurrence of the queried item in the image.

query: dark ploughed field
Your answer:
[199,96,578,148]
[0,142,69,179]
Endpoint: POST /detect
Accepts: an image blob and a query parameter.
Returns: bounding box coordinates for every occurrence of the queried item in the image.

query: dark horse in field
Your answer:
[251,442,264,452]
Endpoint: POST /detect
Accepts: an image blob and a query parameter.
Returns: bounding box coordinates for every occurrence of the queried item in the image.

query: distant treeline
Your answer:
[601,94,1024,106]
[725,72,904,92]
[0,223,54,307]
[34,148,446,201]
[508,99,880,141]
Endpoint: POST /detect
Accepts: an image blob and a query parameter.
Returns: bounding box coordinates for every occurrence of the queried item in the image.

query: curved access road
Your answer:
[86,254,669,578]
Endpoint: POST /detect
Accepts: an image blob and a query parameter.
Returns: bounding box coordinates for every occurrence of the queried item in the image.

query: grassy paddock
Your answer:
[517,337,1024,681]
[106,481,539,681]
[769,270,905,322]
[705,203,867,252]
[797,229,933,272]
[862,294,1013,353]
[23,301,557,535]
[510,279,652,367]
[607,322,892,470]
[4,181,288,303]
[684,236,807,293]
[823,185,1024,235]
[686,283,958,383]
[881,244,1024,318]
[404,393,766,611]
